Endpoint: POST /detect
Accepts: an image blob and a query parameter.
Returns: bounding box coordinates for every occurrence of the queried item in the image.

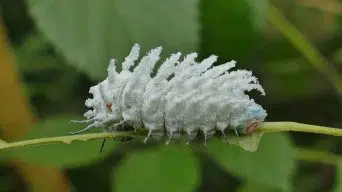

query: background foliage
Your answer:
[0,0,341,191]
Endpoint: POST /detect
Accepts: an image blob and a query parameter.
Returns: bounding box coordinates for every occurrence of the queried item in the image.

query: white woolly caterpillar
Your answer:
[72,44,267,145]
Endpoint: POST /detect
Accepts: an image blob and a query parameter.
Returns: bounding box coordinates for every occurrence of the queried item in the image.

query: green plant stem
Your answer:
[267,5,342,95]
[295,147,342,166]
[260,122,342,136]
[0,122,341,151]
[0,132,133,150]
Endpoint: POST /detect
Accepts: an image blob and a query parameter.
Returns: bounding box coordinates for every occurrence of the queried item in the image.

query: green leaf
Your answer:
[334,161,342,192]
[228,132,264,152]
[200,0,268,64]
[27,0,199,79]
[3,116,115,168]
[236,182,277,192]
[207,133,295,191]
[113,146,199,192]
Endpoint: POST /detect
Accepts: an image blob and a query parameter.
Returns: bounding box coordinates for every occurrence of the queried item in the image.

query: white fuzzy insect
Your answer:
[71,44,267,145]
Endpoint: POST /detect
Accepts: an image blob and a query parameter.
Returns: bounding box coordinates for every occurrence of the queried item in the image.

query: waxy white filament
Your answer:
[72,44,267,144]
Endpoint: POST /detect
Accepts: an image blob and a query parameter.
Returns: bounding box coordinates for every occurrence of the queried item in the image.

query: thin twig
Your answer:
[0,132,133,150]
[0,122,341,151]
[267,5,342,95]
[260,122,342,136]
[295,147,342,166]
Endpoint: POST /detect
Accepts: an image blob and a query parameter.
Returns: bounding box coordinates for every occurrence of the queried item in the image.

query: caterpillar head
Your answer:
[235,103,267,135]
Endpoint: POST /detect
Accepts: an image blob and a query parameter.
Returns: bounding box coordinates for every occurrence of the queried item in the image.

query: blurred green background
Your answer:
[0,0,342,191]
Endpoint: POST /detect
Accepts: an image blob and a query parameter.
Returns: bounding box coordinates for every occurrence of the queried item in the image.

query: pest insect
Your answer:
[71,44,267,148]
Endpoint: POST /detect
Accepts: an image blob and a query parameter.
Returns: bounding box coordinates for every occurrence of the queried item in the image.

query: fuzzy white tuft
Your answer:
[72,44,267,144]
